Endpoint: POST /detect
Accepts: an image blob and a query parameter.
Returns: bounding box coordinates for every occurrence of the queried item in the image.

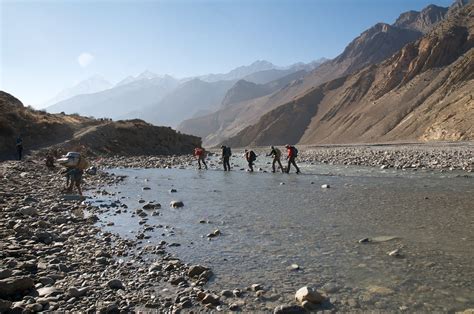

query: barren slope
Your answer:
[179,4,446,146]
[0,91,200,159]
[224,4,474,147]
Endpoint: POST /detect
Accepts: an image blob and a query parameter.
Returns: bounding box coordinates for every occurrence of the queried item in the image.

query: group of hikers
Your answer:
[194,144,301,174]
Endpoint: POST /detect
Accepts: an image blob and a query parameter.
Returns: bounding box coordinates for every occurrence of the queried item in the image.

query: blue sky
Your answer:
[1,0,452,107]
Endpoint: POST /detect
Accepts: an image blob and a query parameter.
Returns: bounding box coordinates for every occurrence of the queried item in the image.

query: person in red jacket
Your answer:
[285,144,300,174]
[194,146,208,170]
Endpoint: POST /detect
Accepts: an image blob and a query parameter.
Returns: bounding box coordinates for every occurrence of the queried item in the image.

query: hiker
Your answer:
[16,135,23,160]
[194,146,208,170]
[221,145,232,171]
[66,168,83,196]
[266,146,284,173]
[244,149,257,172]
[45,154,55,169]
[285,144,300,174]
[65,154,89,196]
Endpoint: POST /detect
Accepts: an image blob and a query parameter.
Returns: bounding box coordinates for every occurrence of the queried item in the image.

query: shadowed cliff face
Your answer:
[0,91,200,159]
[179,4,448,146]
[224,3,474,147]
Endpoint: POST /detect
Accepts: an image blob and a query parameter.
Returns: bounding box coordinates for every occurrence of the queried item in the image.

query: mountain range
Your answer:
[45,60,324,126]
[223,1,473,146]
[43,1,473,147]
[178,2,454,146]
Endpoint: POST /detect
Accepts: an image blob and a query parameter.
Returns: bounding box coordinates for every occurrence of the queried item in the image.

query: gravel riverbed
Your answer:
[1,142,473,313]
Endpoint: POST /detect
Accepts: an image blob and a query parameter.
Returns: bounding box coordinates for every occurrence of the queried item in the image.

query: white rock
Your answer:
[295,286,325,304]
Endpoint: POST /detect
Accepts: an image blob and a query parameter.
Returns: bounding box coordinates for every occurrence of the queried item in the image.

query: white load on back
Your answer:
[57,152,81,167]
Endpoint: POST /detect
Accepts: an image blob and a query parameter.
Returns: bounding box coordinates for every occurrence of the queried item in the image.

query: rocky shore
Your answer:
[90,142,474,173]
[1,158,331,313]
[1,142,472,313]
[298,143,474,172]
[0,159,262,313]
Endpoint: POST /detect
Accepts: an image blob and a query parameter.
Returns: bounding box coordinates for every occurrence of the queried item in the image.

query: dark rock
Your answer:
[0,277,35,298]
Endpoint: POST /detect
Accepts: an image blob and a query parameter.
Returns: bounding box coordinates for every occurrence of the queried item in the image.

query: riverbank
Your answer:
[0,159,242,312]
[93,142,474,172]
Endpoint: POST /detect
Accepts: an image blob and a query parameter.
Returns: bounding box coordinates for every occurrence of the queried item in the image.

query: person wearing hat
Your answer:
[221,145,232,171]
[285,144,300,174]
[266,146,284,173]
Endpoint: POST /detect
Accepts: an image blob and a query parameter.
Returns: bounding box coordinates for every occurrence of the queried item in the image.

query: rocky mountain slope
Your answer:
[0,91,200,159]
[135,78,237,127]
[178,4,447,147]
[224,3,474,147]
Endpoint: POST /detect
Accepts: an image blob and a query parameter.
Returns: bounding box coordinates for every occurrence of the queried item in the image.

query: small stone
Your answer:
[288,264,300,271]
[273,304,306,314]
[0,269,12,280]
[201,293,220,305]
[295,286,325,304]
[19,206,38,216]
[169,189,177,193]
[388,249,401,257]
[321,184,330,189]
[250,284,263,291]
[170,200,184,208]
[229,303,240,311]
[358,238,370,243]
[107,279,124,290]
[188,265,209,278]
[221,290,233,297]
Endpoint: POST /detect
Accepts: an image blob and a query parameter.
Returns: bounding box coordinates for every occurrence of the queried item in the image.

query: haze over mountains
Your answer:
[45,59,325,126]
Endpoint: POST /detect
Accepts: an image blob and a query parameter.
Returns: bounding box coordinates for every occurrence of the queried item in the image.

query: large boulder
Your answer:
[0,277,35,298]
[187,265,209,278]
[295,286,325,304]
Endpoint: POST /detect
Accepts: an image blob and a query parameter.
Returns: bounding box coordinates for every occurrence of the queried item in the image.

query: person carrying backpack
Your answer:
[221,145,232,171]
[244,149,257,172]
[194,146,208,170]
[285,144,300,174]
[266,146,284,173]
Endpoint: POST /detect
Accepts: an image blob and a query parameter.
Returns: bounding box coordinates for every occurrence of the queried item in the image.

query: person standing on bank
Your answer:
[266,146,284,173]
[244,149,257,172]
[285,144,300,174]
[221,145,232,171]
[16,135,23,161]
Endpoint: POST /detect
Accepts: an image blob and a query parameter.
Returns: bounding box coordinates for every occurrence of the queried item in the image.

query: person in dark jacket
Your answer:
[244,149,257,172]
[285,144,300,174]
[266,146,284,173]
[16,135,23,160]
[221,145,232,171]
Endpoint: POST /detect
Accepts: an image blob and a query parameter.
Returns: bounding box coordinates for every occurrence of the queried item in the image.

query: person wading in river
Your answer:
[285,144,300,174]
[244,149,257,172]
[221,145,232,171]
[193,146,208,170]
[267,146,284,173]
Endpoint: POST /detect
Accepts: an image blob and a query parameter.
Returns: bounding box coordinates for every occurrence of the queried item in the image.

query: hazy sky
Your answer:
[1,0,452,107]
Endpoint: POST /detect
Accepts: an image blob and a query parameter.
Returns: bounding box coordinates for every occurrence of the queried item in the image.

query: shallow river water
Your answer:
[88,157,474,311]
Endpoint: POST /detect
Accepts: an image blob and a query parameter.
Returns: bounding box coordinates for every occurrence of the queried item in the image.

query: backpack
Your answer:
[77,157,90,170]
[292,146,298,158]
[226,147,232,157]
[249,151,256,162]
